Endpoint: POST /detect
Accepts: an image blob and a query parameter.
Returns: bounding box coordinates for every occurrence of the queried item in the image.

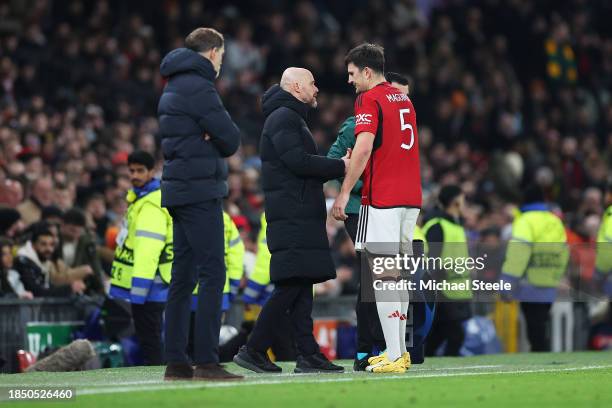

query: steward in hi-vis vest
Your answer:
[500,185,568,352]
[423,185,472,357]
[110,151,171,365]
[595,182,612,298]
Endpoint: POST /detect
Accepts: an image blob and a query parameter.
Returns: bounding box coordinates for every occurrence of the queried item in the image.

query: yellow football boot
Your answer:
[369,356,406,374]
[402,352,411,370]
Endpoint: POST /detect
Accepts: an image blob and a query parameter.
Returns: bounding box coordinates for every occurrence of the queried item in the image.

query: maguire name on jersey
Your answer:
[354,82,422,209]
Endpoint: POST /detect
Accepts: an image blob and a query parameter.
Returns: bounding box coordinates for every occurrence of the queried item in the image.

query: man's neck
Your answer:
[446,208,461,220]
[366,75,387,91]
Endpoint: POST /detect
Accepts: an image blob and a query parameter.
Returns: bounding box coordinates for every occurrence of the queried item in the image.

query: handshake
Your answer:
[341,148,352,174]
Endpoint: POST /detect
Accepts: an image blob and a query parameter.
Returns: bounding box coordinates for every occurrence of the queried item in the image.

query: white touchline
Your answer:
[0,365,505,388]
[73,365,612,396]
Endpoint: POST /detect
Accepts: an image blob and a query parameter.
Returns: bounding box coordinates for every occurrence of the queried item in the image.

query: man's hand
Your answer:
[71,280,86,294]
[20,291,34,300]
[341,148,352,174]
[332,191,350,221]
[203,133,211,141]
[77,265,94,276]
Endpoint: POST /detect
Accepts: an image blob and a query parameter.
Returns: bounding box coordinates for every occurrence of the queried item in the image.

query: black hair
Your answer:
[345,43,385,74]
[0,237,13,249]
[185,27,224,53]
[30,222,54,243]
[63,208,87,227]
[439,185,463,208]
[385,72,410,86]
[522,184,545,204]
[41,206,64,220]
[127,150,155,170]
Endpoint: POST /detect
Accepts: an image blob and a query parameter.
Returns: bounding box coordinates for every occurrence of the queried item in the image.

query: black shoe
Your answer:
[233,346,282,373]
[353,354,373,371]
[409,344,425,364]
[294,352,345,373]
[164,362,194,381]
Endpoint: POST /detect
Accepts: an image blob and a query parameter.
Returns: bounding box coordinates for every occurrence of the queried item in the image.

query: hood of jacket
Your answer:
[261,84,310,120]
[160,47,216,80]
[17,241,51,275]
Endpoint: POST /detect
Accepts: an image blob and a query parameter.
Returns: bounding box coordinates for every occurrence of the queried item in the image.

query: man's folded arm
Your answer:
[193,86,241,157]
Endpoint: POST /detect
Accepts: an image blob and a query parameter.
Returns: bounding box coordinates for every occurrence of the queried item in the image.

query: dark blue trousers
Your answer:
[165,199,225,364]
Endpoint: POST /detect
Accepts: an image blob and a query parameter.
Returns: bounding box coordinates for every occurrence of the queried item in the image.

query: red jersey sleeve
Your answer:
[354,93,379,136]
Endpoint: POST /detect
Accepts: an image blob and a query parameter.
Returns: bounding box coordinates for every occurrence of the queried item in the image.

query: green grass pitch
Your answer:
[1,352,611,407]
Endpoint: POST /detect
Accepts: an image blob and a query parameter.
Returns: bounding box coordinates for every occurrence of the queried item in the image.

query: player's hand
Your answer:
[341,149,351,174]
[203,133,211,141]
[332,192,349,221]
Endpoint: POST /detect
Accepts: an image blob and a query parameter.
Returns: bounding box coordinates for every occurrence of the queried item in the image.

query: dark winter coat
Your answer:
[158,48,240,207]
[260,85,345,284]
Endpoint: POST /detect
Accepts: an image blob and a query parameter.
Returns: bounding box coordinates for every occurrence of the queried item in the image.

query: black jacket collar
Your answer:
[261,84,310,120]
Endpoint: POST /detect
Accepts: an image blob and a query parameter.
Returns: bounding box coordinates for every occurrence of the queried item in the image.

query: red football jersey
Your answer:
[354,82,422,208]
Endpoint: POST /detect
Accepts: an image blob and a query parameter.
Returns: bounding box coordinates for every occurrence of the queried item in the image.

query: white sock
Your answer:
[375,298,402,362]
[399,299,409,355]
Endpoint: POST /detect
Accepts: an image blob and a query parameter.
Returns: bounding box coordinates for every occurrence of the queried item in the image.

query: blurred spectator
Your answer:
[0,207,24,238]
[0,237,32,299]
[56,208,105,295]
[13,223,85,297]
[17,177,53,226]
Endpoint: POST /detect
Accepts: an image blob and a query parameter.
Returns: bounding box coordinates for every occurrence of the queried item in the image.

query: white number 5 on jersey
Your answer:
[399,108,414,150]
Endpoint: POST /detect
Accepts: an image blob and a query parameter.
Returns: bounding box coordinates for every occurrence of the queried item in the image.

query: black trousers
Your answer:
[425,301,471,356]
[165,199,225,364]
[131,302,165,365]
[345,213,386,354]
[247,281,319,357]
[521,302,552,352]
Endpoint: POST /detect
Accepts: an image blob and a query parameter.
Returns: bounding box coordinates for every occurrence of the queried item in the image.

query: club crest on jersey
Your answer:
[356,113,373,125]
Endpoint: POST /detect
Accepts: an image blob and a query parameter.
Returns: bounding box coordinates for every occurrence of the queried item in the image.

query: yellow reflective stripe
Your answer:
[229,237,242,247]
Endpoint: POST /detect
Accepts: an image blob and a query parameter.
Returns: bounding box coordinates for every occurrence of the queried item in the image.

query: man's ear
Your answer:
[292,81,301,94]
[200,48,215,60]
[363,67,371,81]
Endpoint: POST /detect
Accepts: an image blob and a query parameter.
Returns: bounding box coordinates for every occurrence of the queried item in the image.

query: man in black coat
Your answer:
[234,68,348,373]
[158,28,241,381]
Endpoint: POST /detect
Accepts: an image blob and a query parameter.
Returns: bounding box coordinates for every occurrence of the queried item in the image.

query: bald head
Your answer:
[280,67,311,90]
[280,67,319,108]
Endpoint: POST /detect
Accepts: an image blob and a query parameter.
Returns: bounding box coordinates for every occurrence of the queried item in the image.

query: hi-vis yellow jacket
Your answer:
[501,204,569,302]
[243,213,273,305]
[110,186,172,303]
[190,212,245,311]
[423,215,472,300]
[595,205,612,296]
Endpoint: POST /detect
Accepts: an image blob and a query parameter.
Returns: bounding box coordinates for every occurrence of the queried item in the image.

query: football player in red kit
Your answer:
[332,43,422,373]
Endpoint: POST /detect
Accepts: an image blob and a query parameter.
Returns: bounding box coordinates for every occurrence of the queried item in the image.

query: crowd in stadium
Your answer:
[1,0,611,299]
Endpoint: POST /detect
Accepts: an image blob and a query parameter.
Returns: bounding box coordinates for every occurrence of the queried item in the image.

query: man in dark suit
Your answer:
[158,27,241,381]
[233,68,348,373]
